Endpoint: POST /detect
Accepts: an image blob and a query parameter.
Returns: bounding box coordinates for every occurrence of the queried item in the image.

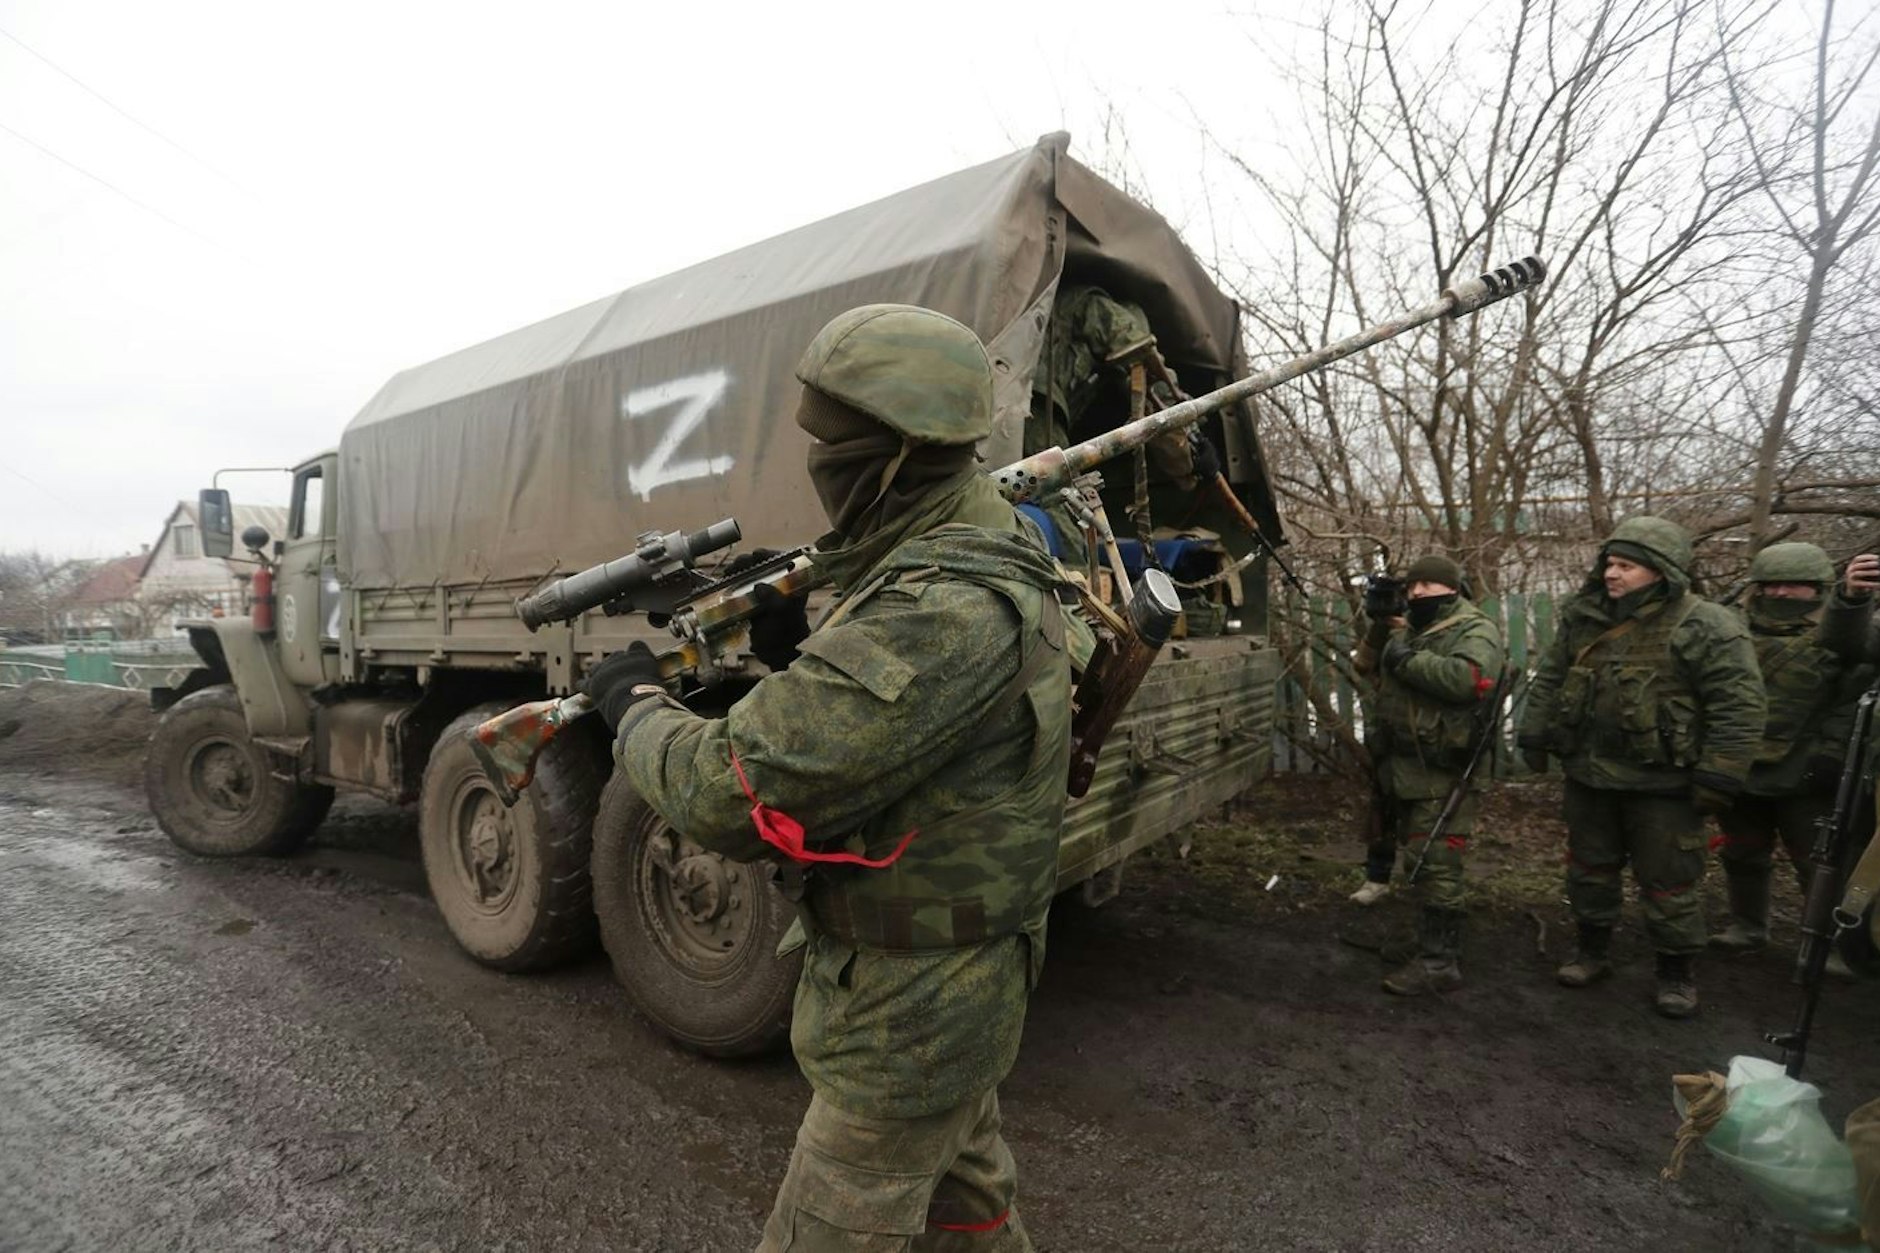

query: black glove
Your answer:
[579,642,663,732]
[747,582,810,672]
[1380,634,1413,674]
[724,547,785,577]
[1189,433,1222,482]
[1805,752,1846,792]
[1521,747,1550,776]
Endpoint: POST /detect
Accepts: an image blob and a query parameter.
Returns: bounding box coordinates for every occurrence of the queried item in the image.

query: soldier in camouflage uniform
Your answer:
[585,305,1076,1251]
[1352,555,1506,995]
[1518,517,1766,1018]
[1027,285,1220,566]
[1710,547,1879,956]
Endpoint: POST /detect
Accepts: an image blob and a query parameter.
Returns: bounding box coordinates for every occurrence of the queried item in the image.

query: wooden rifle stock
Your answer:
[1067,569,1183,797]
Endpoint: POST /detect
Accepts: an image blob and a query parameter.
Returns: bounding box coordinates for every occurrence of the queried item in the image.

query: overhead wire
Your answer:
[0,459,87,512]
[0,118,237,257]
[0,25,250,195]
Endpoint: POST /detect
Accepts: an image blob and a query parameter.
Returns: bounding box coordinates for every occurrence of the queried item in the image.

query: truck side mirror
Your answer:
[199,488,234,559]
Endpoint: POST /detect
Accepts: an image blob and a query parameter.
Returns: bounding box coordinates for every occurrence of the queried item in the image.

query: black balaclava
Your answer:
[1407,593,1458,630]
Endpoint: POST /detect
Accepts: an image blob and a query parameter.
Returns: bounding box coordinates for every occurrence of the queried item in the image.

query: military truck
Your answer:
[144,132,1285,1056]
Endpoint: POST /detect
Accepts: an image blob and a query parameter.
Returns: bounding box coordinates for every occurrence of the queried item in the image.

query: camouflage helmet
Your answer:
[794,304,992,446]
[1748,541,1834,585]
[1603,515,1693,578]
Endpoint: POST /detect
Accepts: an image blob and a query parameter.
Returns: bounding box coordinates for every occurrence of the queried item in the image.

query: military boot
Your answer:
[1654,952,1700,1018]
[1556,923,1615,988]
[1383,908,1463,996]
[1708,871,1770,953]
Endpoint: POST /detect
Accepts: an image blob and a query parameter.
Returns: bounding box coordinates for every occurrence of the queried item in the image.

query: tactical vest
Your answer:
[1374,606,1489,769]
[1746,616,1876,793]
[803,533,1073,963]
[1554,592,1703,772]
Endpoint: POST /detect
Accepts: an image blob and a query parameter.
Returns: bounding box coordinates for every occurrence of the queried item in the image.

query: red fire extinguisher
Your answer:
[251,564,275,635]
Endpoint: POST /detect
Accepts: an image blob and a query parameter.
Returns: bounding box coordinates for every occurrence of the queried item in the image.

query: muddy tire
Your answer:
[144,685,333,857]
[591,770,799,1057]
[419,705,606,973]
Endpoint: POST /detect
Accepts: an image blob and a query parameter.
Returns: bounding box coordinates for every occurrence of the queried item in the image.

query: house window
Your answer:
[173,524,198,559]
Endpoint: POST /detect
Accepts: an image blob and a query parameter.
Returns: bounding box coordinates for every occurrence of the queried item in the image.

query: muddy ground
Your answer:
[1,680,1875,1251]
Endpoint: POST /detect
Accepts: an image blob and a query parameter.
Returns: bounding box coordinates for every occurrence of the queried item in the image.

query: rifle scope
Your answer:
[516,518,742,631]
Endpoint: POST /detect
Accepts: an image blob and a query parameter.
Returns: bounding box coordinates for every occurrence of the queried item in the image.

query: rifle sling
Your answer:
[1838,827,1880,924]
[1574,616,1639,667]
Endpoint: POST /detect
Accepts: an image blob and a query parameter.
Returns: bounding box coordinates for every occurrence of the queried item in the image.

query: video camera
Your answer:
[1363,574,1408,621]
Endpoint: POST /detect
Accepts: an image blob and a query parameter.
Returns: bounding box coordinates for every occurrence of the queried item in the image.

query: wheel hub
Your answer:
[671,854,729,924]
[457,790,517,907]
[190,741,254,814]
[642,829,754,964]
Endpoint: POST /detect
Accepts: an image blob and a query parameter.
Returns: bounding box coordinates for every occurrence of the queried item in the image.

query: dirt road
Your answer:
[2,688,1875,1250]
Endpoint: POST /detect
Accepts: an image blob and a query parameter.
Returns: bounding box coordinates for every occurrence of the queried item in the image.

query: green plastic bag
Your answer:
[1686,1056,1862,1249]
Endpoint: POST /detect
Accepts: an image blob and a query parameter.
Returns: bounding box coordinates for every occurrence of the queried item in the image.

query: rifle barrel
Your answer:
[992,256,1547,503]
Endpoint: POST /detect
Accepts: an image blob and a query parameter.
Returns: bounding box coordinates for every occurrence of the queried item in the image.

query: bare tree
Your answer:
[0,551,81,644]
[1206,0,1776,608]
[1721,0,1880,546]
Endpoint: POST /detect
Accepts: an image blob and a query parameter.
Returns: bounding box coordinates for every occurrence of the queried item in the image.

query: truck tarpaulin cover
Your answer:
[337,132,1282,591]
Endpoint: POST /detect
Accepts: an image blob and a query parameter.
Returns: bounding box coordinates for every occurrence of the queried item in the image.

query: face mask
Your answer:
[1407,593,1457,629]
[1754,594,1818,623]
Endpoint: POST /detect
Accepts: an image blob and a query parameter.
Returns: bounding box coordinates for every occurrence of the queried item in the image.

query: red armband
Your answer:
[728,748,915,868]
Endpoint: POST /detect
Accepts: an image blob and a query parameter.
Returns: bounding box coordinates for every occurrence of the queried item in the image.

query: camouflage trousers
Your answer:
[1714,792,1833,892]
[758,1089,1030,1252]
[1364,792,1477,913]
[1563,780,1706,955]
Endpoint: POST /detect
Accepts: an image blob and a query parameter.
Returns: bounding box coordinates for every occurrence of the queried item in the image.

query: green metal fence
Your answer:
[1272,592,1558,776]
[0,640,201,693]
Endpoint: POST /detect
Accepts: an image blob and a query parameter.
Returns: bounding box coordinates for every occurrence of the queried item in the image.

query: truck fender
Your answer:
[199,618,311,738]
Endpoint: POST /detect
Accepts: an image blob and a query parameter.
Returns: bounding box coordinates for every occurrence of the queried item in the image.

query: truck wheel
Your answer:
[591,771,800,1057]
[144,685,334,857]
[419,705,605,972]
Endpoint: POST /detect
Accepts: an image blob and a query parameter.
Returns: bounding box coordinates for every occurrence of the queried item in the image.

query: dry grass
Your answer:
[1138,769,1738,922]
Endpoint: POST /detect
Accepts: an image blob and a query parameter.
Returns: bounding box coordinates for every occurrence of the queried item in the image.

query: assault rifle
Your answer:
[1406,666,1514,885]
[468,255,1549,804]
[1767,679,1878,1078]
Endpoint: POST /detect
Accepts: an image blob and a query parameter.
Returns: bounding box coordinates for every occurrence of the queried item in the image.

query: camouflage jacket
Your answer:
[617,472,1075,1118]
[1026,285,1198,479]
[1028,284,1154,446]
[1355,596,1505,801]
[1519,575,1765,794]
[1740,590,1880,796]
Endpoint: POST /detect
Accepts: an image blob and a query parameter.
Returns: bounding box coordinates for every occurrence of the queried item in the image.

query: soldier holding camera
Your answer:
[1352,555,1506,995]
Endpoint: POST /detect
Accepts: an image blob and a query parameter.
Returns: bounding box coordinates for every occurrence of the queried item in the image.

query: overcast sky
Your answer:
[0,0,1314,560]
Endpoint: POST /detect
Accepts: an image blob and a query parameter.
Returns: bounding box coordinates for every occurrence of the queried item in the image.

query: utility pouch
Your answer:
[1615,666,1667,764]
[1557,665,1595,750]
[1658,692,1701,768]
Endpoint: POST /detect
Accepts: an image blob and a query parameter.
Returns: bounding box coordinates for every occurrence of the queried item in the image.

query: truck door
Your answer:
[278,456,341,688]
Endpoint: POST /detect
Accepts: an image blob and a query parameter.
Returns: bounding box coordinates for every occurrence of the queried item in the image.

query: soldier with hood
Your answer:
[1518,517,1766,1018]
[583,305,1077,1250]
[1351,554,1506,995]
[1710,547,1879,956]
